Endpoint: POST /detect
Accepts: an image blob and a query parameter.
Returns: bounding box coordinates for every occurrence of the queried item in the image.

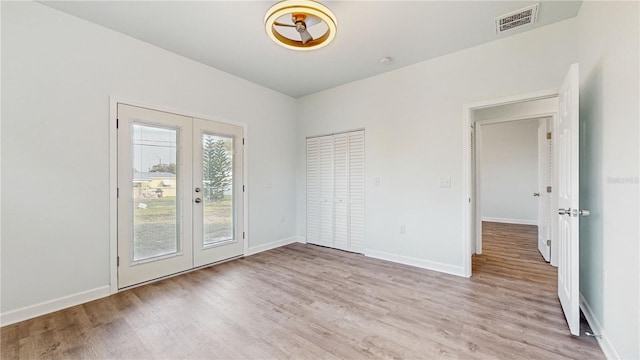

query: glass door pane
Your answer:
[117,103,193,289]
[202,134,234,246]
[131,124,179,261]
[192,118,244,268]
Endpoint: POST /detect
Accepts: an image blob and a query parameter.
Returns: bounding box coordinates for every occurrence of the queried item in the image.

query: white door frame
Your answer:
[473,113,556,256]
[462,89,558,277]
[109,97,249,294]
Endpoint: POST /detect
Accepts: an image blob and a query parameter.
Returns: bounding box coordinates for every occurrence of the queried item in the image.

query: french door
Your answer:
[117,104,244,289]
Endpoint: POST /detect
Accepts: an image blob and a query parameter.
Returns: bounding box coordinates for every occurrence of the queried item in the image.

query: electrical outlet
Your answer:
[400,225,406,234]
[439,177,451,188]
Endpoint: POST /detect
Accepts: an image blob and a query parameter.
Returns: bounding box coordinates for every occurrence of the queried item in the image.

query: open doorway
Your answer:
[473,113,557,266]
[464,93,559,276]
[471,113,558,286]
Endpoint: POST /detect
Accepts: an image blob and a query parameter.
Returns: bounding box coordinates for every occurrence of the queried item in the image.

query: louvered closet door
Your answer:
[348,131,365,253]
[317,136,334,247]
[306,138,320,245]
[306,130,365,253]
[333,133,349,251]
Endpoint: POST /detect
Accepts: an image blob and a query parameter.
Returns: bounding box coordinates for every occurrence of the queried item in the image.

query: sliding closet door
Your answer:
[306,130,365,253]
[348,130,365,253]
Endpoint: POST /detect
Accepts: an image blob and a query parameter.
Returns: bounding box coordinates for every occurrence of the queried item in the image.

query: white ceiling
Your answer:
[40,1,582,98]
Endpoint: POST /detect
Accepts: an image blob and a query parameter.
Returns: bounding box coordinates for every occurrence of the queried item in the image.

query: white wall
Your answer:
[479,119,539,224]
[296,17,579,274]
[1,2,297,314]
[577,2,640,359]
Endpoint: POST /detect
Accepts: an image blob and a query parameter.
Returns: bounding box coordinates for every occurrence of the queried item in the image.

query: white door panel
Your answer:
[117,104,193,288]
[348,130,365,253]
[192,118,244,267]
[318,136,334,247]
[333,134,349,251]
[557,63,580,336]
[306,138,320,245]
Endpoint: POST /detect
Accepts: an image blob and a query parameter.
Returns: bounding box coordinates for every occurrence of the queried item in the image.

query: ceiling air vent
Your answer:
[495,4,539,33]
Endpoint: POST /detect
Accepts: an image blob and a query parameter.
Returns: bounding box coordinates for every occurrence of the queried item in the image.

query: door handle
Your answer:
[195,197,202,203]
[579,209,590,217]
[558,208,571,215]
[533,192,540,197]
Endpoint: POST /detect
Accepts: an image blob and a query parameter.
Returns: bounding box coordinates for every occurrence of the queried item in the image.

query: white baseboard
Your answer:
[2,236,305,327]
[245,236,301,256]
[482,217,538,226]
[364,249,466,277]
[296,236,307,244]
[1,286,111,327]
[580,293,620,360]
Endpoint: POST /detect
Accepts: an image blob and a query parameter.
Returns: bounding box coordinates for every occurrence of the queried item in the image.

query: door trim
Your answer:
[109,96,249,295]
[461,88,557,278]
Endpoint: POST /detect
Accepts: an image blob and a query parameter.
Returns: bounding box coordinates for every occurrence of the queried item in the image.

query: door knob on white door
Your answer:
[579,209,590,216]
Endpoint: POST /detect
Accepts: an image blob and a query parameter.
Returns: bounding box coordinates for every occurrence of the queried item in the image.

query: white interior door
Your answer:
[118,104,244,289]
[537,119,551,262]
[557,63,580,336]
[192,118,244,268]
[117,104,193,288]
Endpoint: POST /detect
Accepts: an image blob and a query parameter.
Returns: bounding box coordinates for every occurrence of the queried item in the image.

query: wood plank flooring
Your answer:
[2,222,603,359]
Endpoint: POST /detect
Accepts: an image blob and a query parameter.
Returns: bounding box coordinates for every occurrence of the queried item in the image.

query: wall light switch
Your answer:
[440,177,451,188]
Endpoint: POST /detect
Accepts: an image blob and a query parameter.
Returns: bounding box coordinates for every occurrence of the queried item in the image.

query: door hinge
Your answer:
[243,232,245,239]
[242,138,245,145]
[546,132,552,140]
[546,239,551,247]
[546,186,552,193]
[243,185,245,192]
[117,188,120,198]
[117,256,120,266]
[116,118,119,129]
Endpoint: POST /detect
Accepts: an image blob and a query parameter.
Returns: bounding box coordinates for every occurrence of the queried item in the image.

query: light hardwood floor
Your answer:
[2,222,603,359]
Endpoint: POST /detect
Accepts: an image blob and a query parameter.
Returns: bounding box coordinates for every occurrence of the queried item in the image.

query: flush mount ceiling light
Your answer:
[264,0,337,51]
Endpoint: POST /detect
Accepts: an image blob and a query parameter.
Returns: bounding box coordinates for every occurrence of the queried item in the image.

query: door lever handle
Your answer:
[533,192,540,197]
[579,209,590,216]
[558,208,571,215]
